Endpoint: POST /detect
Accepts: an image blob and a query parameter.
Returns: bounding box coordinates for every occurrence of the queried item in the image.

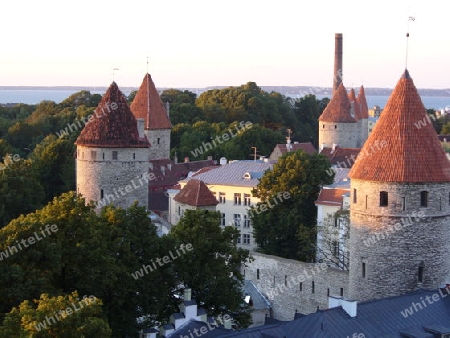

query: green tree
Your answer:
[169,210,252,328]
[251,149,334,260]
[0,292,111,338]
[0,159,44,227]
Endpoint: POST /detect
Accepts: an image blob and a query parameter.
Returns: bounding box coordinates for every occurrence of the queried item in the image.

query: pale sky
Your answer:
[1,0,449,89]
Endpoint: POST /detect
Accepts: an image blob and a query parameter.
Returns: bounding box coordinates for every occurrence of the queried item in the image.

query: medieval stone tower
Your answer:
[75,82,151,210]
[348,70,450,301]
[130,73,172,160]
[319,33,369,149]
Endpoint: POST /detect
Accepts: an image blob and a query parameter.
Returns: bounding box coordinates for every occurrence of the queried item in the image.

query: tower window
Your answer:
[102,152,105,160]
[322,124,325,129]
[380,191,388,207]
[285,275,288,287]
[402,197,406,211]
[334,125,337,129]
[365,195,368,209]
[340,288,344,296]
[353,189,357,203]
[362,262,366,278]
[418,263,424,283]
[439,197,442,211]
[300,282,302,291]
[327,288,330,297]
[257,269,260,280]
[112,151,118,160]
[90,151,96,160]
[312,281,315,294]
[100,189,104,199]
[133,153,135,160]
[420,191,429,207]
[157,138,160,145]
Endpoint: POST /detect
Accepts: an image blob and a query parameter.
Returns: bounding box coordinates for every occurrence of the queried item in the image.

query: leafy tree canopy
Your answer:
[251,149,334,260]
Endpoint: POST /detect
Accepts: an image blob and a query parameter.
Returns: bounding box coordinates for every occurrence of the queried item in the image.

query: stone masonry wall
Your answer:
[244,252,349,321]
[76,145,150,210]
[146,129,171,160]
[349,180,450,301]
[319,121,357,149]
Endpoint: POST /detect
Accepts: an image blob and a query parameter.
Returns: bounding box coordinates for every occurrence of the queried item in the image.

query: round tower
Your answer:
[130,73,172,160]
[319,83,358,149]
[348,70,450,301]
[75,82,151,210]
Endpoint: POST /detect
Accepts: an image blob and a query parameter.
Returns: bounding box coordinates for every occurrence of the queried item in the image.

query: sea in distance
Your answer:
[0,89,449,111]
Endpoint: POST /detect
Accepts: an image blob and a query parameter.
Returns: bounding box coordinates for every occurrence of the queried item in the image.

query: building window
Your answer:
[112,151,118,160]
[178,206,181,216]
[362,262,366,278]
[322,124,325,129]
[285,275,288,287]
[133,153,135,160]
[332,241,339,256]
[420,191,429,207]
[219,192,226,204]
[234,214,241,227]
[221,213,226,226]
[102,152,105,160]
[236,235,241,244]
[312,281,315,294]
[365,195,368,209]
[327,288,330,297]
[157,138,160,145]
[440,197,442,211]
[100,189,104,199]
[234,193,242,205]
[402,197,406,211]
[244,194,251,206]
[90,151,96,160]
[243,215,250,228]
[243,234,250,244]
[334,217,339,227]
[380,191,388,207]
[300,282,303,291]
[257,269,260,280]
[353,189,357,203]
[340,288,344,296]
[334,125,337,129]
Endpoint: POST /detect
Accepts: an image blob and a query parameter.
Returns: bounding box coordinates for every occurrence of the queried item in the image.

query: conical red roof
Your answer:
[319,83,355,123]
[349,70,450,182]
[356,85,369,119]
[348,88,362,121]
[75,82,149,148]
[130,73,172,130]
[174,179,218,207]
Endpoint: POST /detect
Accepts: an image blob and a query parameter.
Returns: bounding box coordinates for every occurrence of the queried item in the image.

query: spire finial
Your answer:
[112,68,119,82]
[405,16,415,69]
[146,56,149,74]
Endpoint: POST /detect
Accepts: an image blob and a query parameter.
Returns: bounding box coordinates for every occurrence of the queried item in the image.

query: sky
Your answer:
[1,0,449,89]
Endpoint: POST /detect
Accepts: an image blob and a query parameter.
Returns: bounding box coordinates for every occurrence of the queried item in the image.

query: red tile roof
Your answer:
[148,159,216,190]
[315,188,349,206]
[348,88,362,121]
[75,82,149,148]
[130,73,172,130]
[319,83,355,123]
[320,146,361,168]
[349,70,450,182]
[357,85,369,119]
[174,179,218,207]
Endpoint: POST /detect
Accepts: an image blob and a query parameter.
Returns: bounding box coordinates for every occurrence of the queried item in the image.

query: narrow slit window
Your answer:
[380,191,388,207]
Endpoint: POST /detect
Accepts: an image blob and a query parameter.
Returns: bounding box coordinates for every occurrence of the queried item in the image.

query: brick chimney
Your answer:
[333,33,343,94]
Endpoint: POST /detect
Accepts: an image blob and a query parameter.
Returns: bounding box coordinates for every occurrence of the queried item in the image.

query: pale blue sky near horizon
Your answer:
[1,0,449,89]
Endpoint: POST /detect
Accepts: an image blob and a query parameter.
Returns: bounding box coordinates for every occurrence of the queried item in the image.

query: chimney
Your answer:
[184,288,192,301]
[328,296,357,318]
[137,118,145,138]
[333,33,343,94]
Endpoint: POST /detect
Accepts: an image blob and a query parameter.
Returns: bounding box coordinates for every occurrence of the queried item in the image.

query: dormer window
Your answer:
[243,172,251,179]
